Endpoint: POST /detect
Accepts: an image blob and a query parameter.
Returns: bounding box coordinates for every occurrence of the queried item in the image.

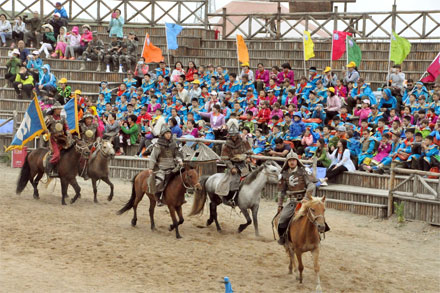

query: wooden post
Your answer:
[203,0,208,29]
[387,161,396,218]
[436,177,440,199]
[69,0,73,21]
[222,8,227,39]
[151,0,155,27]
[312,155,317,177]
[97,0,101,23]
[12,0,15,18]
[276,3,281,40]
[331,6,338,69]
[12,110,17,135]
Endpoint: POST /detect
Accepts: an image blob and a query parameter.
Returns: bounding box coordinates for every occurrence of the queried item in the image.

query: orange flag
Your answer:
[236,34,249,64]
[142,33,164,63]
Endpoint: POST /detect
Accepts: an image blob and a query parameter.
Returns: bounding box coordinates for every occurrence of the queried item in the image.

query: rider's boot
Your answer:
[277,228,286,245]
[48,162,58,177]
[155,192,164,207]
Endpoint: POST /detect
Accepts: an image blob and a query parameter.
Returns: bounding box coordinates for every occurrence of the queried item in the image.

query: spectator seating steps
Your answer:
[0,88,97,100]
[316,184,388,218]
[0,79,119,93]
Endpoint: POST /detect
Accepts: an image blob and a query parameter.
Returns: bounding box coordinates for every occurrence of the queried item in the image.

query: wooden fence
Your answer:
[210,6,440,40]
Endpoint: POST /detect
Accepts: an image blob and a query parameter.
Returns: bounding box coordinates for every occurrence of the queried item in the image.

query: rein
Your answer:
[179,167,195,189]
[75,143,90,159]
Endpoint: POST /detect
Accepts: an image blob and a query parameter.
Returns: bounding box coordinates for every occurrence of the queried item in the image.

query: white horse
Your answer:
[189,160,281,236]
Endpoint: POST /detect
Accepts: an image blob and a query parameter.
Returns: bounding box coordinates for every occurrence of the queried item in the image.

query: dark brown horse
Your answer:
[117,167,202,238]
[87,139,115,203]
[274,194,327,292]
[16,139,91,205]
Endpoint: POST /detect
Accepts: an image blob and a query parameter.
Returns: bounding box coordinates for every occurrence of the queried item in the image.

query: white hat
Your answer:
[32,50,39,55]
[12,49,20,55]
[362,99,370,105]
[210,91,218,96]
[54,12,61,17]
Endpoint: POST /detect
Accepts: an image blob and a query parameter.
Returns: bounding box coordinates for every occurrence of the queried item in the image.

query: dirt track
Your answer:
[0,165,439,293]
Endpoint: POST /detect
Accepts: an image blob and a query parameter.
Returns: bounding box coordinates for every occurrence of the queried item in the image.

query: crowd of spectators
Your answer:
[3,3,440,185]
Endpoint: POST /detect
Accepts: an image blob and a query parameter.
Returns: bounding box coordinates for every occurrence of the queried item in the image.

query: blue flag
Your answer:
[165,23,183,50]
[63,97,79,135]
[6,97,46,151]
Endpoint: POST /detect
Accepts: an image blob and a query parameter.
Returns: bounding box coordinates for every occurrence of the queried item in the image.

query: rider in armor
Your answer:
[220,123,253,205]
[147,125,184,206]
[277,150,318,245]
[79,112,100,180]
[44,101,70,177]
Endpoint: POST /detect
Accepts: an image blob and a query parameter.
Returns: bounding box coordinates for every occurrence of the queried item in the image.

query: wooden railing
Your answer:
[0,0,208,27]
[208,6,440,40]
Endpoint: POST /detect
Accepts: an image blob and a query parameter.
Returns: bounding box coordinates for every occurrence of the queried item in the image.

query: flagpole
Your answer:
[346,36,349,66]
[330,36,334,69]
[165,26,171,67]
[387,34,392,86]
[303,34,307,77]
[236,35,240,77]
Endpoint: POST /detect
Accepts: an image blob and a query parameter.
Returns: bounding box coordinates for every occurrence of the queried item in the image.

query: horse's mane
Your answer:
[242,164,265,185]
[293,196,324,222]
[167,167,196,185]
[60,144,75,155]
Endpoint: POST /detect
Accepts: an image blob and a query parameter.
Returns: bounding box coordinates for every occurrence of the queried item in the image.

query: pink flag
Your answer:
[332,31,351,61]
[421,53,440,83]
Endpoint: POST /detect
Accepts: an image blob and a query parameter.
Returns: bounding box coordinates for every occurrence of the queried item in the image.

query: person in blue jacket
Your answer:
[358,128,376,165]
[311,104,326,126]
[286,112,305,141]
[367,105,384,126]
[36,64,57,95]
[252,128,267,154]
[412,81,429,99]
[378,88,397,116]
[419,135,439,171]
[54,2,68,19]
[350,78,376,106]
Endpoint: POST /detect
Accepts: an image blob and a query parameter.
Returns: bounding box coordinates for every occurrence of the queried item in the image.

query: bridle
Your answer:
[307,205,326,239]
[94,140,114,159]
[179,167,197,189]
[75,142,91,159]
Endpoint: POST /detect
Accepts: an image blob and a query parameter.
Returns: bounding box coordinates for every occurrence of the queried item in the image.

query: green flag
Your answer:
[347,36,362,67]
[390,31,411,65]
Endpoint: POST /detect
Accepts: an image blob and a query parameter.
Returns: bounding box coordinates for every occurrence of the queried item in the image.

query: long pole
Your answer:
[387,34,392,86]
[330,34,334,69]
[303,32,307,77]
[236,35,240,77]
[165,26,171,67]
[346,35,349,66]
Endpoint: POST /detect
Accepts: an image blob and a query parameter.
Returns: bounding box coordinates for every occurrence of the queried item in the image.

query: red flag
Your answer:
[421,53,440,83]
[142,33,164,63]
[332,31,351,61]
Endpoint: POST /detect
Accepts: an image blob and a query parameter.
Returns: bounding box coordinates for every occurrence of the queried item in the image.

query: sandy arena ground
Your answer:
[0,165,439,293]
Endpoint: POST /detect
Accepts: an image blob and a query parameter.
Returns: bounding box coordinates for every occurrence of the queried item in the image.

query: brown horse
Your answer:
[117,167,202,238]
[87,139,115,203]
[275,194,326,292]
[16,139,91,205]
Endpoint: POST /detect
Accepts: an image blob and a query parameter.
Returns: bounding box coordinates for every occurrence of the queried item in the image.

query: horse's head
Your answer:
[100,139,115,159]
[182,166,202,191]
[303,194,326,233]
[263,160,282,184]
[74,137,91,158]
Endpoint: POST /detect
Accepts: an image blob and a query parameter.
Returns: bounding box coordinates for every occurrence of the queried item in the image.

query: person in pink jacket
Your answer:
[301,127,314,147]
[277,63,295,86]
[270,102,283,120]
[326,87,342,123]
[79,24,93,56]
[255,63,269,91]
[354,99,372,126]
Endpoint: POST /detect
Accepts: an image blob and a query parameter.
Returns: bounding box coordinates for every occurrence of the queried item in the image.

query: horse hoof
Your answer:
[62,201,67,205]
[33,194,39,200]
[94,199,99,204]
[169,224,174,231]
[107,195,113,201]
[70,199,76,204]
[176,235,182,239]
[206,219,213,226]
[131,219,137,227]
[238,225,246,233]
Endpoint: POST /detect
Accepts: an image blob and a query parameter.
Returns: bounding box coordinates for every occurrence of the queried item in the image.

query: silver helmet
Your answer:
[228,123,239,136]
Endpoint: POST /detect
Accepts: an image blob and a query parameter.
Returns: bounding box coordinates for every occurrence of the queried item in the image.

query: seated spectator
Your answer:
[103,113,120,152]
[240,62,254,82]
[198,104,226,139]
[49,13,63,38]
[169,117,182,138]
[11,16,26,48]
[38,24,56,58]
[36,64,57,96]
[268,138,290,157]
[55,78,71,104]
[15,40,29,63]
[78,24,93,56]
[51,26,67,58]
[418,135,439,171]
[26,50,43,82]
[183,119,199,137]
[23,11,42,48]
[64,26,80,59]
[13,66,34,99]
[313,138,332,168]
[320,139,355,186]
[118,114,139,155]
[134,57,149,80]
[5,49,21,87]
[0,14,12,48]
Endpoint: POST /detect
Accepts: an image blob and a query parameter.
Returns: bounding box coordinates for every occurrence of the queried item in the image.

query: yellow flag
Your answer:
[236,34,249,64]
[303,31,315,61]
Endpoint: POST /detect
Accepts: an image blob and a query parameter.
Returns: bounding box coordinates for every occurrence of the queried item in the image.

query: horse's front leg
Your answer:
[296,251,304,283]
[60,178,69,205]
[148,194,157,231]
[70,178,81,204]
[168,206,182,239]
[102,177,114,201]
[238,207,252,233]
[311,248,322,293]
[92,178,98,203]
[32,172,43,199]
[251,204,260,236]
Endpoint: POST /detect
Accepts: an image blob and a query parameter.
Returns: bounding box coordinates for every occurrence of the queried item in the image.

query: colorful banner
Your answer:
[165,23,183,50]
[63,96,79,135]
[347,35,362,67]
[303,31,315,61]
[142,33,164,63]
[390,31,411,65]
[332,31,351,61]
[5,96,46,151]
[236,34,250,64]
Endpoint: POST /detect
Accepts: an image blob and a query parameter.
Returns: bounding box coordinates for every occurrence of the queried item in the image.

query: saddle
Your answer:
[43,152,59,178]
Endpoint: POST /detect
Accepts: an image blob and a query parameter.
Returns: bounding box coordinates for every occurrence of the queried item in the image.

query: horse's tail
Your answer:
[16,152,31,194]
[189,175,209,216]
[117,173,138,215]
